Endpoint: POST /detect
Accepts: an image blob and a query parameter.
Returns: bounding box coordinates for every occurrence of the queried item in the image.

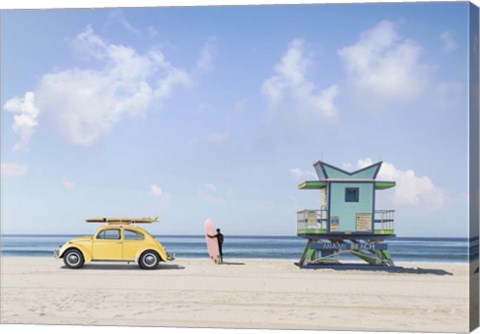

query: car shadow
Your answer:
[61,263,186,271]
[159,264,186,270]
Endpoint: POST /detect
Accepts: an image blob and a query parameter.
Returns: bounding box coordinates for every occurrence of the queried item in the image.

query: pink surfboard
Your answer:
[204,218,221,264]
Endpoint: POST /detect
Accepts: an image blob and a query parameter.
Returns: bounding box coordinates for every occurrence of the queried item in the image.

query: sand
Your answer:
[0,257,473,332]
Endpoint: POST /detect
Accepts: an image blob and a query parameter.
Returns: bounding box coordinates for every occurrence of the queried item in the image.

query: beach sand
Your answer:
[0,257,473,332]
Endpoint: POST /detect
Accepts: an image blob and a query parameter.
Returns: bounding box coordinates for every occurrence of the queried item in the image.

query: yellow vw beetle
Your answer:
[54,217,175,269]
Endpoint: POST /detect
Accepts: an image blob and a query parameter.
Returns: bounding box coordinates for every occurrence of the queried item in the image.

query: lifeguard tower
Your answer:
[296,160,396,268]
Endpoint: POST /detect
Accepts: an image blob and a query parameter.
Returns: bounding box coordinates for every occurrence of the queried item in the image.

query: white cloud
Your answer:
[356,158,447,211]
[198,182,230,202]
[2,92,40,151]
[148,184,172,210]
[197,103,214,114]
[106,9,141,37]
[289,168,317,180]
[338,20,430,109]
[193,132,229,145]
[5,26,192,148]
[148,26,159,37]
[234,98,247,113]
[226,189,234,199]
[440,31,457,52]
[262,39,339,120]
[1,162,28,177]
[196,37,217,72]
[62,179,76,189]
[433,81,465,112]
[150,184,163,196]
[341,162,354,172]
[199,183,218,197]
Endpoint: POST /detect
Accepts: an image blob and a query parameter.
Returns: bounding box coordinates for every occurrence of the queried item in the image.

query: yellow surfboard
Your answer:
[85,217,159,225]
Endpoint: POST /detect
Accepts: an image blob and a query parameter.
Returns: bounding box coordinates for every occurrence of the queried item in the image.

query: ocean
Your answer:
[0,235,475,263]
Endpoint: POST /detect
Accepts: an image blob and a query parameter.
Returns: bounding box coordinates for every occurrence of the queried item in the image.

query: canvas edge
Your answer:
[469,1,480,332]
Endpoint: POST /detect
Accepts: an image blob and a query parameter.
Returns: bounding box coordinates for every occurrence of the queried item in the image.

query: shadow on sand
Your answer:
[295,263,453,276]
[219,261,245,266]
[62,263,186,271]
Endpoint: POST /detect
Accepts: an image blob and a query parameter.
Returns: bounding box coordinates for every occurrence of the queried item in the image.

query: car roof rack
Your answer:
[85,217,159,225]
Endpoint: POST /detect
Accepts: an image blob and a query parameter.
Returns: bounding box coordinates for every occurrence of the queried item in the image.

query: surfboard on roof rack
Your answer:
[85,217,159,224]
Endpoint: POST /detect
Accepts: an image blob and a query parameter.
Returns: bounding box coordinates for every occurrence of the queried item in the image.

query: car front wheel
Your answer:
[139,251,160,269]
[63,249,85,269]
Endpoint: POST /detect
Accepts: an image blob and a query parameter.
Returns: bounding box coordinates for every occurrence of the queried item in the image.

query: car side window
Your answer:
[96,229,121,240]
[124,230,145,241]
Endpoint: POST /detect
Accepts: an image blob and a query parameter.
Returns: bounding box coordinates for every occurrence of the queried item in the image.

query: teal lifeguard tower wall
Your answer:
[296,160,396,267]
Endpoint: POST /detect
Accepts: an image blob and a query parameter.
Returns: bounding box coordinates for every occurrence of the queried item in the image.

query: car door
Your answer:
[122,229,146,261]
[92,228,123,260]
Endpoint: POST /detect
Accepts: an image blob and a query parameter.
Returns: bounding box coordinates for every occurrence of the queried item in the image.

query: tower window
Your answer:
[345,187,359,202]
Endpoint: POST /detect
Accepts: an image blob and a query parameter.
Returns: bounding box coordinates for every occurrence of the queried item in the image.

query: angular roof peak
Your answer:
[313,160,383,180]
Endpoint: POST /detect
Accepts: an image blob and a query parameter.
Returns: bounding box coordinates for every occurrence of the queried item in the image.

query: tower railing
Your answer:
[373,210,395,232]
[297,209,328,234]
[297,209,395,235]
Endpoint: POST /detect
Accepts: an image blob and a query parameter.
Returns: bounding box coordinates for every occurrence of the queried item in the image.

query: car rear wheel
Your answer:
[63,249,84,269]
[139,251,160,269]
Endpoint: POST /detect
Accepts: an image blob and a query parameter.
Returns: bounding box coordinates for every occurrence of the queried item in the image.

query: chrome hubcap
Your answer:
[144,254,156,266]
[67,253,79,265]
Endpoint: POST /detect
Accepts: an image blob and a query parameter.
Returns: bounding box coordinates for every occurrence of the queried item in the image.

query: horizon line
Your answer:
[0,233,472,240]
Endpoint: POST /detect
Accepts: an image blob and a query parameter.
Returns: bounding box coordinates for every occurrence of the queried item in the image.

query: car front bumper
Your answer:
[53,249,60,259]
[167,252,176,261]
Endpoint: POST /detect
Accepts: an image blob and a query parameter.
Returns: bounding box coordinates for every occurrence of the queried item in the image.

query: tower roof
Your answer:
[314,160,382,180]
[298,160,396,190]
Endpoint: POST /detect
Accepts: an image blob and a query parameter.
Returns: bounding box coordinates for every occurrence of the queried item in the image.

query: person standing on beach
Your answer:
[208,228,224,263]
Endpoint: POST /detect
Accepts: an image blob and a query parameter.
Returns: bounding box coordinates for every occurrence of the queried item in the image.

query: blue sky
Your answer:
[0,3,474,236]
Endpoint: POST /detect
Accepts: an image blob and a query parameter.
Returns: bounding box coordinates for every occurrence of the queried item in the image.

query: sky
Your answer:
[0,2,475,237]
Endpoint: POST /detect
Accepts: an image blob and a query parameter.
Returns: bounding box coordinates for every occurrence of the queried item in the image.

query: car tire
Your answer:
[63,249,85,269]
[139,251,160,269]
